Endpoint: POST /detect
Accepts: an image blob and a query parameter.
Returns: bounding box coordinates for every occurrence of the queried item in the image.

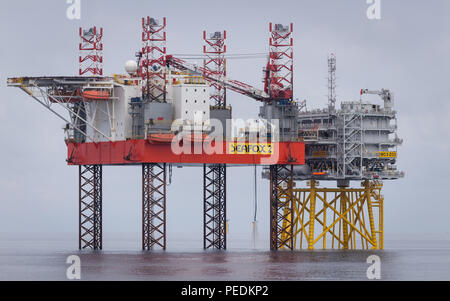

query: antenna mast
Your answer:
[328,53,336,112]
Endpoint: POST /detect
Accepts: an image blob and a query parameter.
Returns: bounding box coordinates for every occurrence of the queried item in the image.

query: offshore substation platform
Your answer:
[7,17,403,251]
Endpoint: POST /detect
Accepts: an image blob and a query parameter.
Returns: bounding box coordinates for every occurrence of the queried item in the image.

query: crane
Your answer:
[166,55,299,141]
[360,88,393,111]
[166,55,270,102]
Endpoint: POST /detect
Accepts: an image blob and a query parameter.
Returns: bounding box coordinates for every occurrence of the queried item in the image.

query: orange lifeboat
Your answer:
[148,133,175,144]
[82,90,110,101]
[313,171,327,176]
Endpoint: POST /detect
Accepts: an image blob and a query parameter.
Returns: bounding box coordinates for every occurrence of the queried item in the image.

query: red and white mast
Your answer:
[203,30,226,108]
[266,23,293,100]
[141,17,167,102]
[79,26,103,76]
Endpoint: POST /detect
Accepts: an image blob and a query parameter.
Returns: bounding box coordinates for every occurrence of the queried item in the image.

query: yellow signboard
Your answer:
[378,151,397,158]
[312,150,327,158]
[229,143,274,155]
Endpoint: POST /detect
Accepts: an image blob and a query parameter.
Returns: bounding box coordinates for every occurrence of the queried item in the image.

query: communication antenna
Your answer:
[328,53,336,112]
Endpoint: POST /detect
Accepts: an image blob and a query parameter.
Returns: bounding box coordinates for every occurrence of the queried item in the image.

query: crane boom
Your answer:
[360,88,393,110]
[166,55,270,102]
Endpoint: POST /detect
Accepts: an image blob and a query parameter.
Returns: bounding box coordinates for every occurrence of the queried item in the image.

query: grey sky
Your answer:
[0,0,449,247]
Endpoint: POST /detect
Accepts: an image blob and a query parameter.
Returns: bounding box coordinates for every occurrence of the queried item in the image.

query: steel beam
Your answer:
[269,164,294,250]
[142,163,167,250]
[79,165,102,250]
[203,164,227,249]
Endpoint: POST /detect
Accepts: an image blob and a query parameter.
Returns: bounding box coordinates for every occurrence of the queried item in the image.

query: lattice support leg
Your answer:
[79,165,102,250]
[142,163,167,250]
[269,164,294,250]
[203,164,227,249]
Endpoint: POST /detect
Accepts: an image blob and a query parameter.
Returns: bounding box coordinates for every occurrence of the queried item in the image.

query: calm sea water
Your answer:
[0,232,449,281]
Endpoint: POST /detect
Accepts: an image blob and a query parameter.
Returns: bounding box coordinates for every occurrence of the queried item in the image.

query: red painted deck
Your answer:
[66,140,305,166]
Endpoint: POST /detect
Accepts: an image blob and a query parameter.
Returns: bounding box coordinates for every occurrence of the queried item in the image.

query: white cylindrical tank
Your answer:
[125,60,138,75]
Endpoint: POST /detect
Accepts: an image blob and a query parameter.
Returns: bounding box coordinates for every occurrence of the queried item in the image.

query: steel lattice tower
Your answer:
[268,23,293,100]
[79,26,103,76]
[328,53,337,112]
[203,164,226,249]
[78,28,104,250]
[202,30,227,249]
[79,165,102,250]
[141,17,167,102]
[266,23,296,249]
[269,165,294,250]
[203,30,227,107]
[142,163,167,250]
[140,16,169,251]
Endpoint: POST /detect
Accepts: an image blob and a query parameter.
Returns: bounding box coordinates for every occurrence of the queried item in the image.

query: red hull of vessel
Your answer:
[66,139,305,166]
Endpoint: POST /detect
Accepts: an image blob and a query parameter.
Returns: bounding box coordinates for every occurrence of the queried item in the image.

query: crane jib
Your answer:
[166,55,270,102]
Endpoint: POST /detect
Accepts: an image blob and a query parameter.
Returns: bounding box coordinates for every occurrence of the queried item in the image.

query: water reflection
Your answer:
[1,236,449,280]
